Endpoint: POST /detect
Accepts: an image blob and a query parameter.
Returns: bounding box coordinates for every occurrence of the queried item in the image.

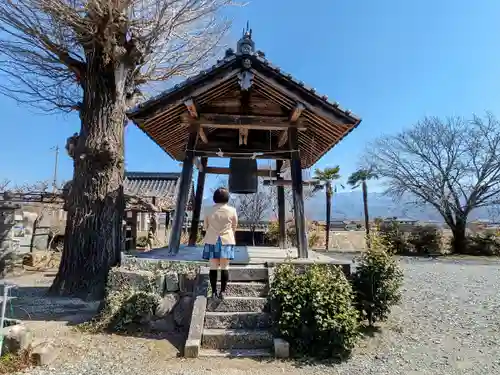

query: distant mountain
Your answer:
[305,191,493,222]
[201,191,495,222]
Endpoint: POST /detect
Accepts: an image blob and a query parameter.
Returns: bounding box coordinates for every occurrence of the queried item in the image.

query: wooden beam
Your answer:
[276,160,286,249]
[289,127,308,258]
[169,129,197,255]
[189,157,207,246]
[184,98,198,118]
[194,151,288,160]
[205,167,277,177]
[279,102,305,147]
[263,179,318,186]
[181,113,306,131]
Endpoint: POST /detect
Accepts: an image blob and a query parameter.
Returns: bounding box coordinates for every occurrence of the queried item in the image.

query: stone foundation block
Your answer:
[1,323,33,354]
[165,272,180,292]
[273,338,290,358]
[31,342,59,366]
[107,267,165,294]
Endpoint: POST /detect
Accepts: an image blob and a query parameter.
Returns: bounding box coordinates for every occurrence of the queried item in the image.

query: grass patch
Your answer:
[0,347,35,374]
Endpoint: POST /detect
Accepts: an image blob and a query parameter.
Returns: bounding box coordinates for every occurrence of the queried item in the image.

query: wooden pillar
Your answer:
[189,157,207,246]
[288,128,308,258]
[276,160,286,249]
[169,130,197,254]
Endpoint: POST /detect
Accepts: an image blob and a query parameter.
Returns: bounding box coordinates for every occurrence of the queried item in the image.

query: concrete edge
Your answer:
[184,266,209,358]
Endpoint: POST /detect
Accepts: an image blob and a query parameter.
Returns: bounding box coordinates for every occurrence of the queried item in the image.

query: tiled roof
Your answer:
[128,52,360,123]
[127,32,361,168]
[124,171,194,210]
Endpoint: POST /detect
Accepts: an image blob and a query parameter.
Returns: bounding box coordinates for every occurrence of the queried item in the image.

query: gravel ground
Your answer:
[7,257,500,375]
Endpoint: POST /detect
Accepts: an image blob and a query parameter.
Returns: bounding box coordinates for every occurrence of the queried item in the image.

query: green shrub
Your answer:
[462,233,500,256]
[269,263,360,359]
[379,221,408,254]
[81,289,160,332]
[352,234,404,326]
[407,225,443,255]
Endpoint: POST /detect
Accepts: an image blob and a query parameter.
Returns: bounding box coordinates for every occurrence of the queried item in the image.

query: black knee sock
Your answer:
[220,269,229,293]
[209,269,218,294]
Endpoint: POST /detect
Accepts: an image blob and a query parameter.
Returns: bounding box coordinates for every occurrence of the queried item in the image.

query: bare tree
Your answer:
[236,189,271,246]
[0,179,10,192]
[368,114,500,253]
[0,0,237,298]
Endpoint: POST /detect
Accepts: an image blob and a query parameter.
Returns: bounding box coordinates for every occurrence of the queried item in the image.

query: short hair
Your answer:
[213,187,230,204]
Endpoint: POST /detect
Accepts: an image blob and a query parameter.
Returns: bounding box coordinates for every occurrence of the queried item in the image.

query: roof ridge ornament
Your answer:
[236,21,255,55]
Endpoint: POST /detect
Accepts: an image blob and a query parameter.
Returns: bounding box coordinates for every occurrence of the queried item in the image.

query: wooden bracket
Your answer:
[278,103,306,147]
[184,98,198,118]
[184,99,208,143]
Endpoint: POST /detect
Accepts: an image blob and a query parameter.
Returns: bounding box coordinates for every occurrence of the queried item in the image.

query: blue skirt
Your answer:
[202,237,235,260]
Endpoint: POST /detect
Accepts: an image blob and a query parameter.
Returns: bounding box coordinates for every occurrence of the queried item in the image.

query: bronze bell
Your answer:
[228,158,258,194]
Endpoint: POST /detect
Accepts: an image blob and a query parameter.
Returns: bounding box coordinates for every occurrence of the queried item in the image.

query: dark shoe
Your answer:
[218,292,225,300]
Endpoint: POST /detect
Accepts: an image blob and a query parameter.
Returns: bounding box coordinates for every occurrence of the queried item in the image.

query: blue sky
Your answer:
[1,0,500,192]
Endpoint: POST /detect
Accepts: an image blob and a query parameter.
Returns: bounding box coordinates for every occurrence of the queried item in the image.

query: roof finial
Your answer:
[236,21,255,55]
[243,21,252,38]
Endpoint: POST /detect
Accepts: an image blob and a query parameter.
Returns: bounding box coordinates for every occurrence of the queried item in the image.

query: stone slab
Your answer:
[209,282,268,297]
[184,268,209,358]
[225,266,268,282]
[199,348,273,358]
[206,296,268,313]
[202,328,273,350]
[204,311,271,329]
[184,295,207,358]
[273,338,290,359]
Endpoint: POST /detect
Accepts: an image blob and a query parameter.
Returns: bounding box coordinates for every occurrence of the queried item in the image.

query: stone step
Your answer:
[202,328,273,350]
[199,348,273,358]
[209,282,268,297]
[206,296,268,313]
[204,311,272,329]
[224,266,268,282]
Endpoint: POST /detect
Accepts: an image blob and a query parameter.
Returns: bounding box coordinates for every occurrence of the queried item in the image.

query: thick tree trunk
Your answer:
[49,56,127,300]
[451,218,467,254]
[362,181,370,248]
[325,182,332,251]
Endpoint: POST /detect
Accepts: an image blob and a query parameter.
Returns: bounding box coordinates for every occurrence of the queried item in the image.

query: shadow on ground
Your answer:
[6,279,188,356]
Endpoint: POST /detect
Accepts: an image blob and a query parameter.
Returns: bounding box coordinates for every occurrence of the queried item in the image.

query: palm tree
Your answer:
[347,168,379,245]
[313,166,342,251]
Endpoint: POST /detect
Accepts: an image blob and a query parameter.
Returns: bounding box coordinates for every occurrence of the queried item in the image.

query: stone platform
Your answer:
[127,245,337,265]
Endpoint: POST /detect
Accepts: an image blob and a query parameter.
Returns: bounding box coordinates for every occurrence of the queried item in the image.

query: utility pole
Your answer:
[51,145,59,192]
